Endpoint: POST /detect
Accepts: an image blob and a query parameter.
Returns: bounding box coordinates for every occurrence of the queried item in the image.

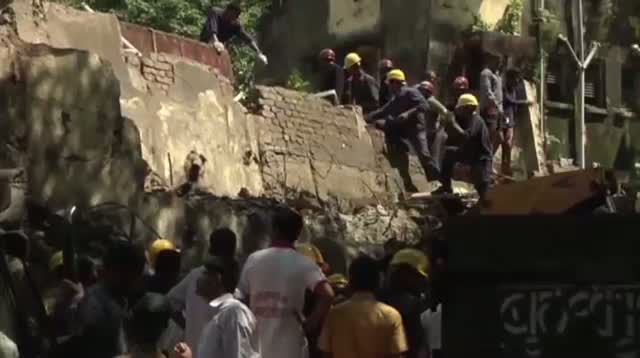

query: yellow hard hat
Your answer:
[343,52,362,69]
[456,93,479,108]
[49,251,64,272]
[327,273,348,287]
[390,248,429,277]
[148,239,176,266]
[296,243,325,264]
[386,69,406,82]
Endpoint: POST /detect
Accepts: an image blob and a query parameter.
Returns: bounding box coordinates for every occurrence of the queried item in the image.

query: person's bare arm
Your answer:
[304,281,334,333]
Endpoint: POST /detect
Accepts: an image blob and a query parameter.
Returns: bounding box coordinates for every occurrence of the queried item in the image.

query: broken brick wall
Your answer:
[120,21,234,83]
[124,52,175,95]
[252,86,432,201]
[253,86,388,201]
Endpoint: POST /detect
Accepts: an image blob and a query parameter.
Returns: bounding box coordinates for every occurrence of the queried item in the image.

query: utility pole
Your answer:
[536,0,545,147]
[558,0,600,169]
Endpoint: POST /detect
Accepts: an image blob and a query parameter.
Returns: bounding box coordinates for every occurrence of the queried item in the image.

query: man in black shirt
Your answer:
[317,48,344,101]
[199,2,268,65]
[366,69,440,192]
[378,58,394,106]
[435,93,493,200]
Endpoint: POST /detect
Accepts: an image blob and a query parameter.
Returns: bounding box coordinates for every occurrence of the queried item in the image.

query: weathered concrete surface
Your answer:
[254,85,434,198]
[121,55,263,196]
[260,0,508,84]
[0,32,145,209]
[255,86,386,199]
[327,0,380,38]
[12,0,263,198]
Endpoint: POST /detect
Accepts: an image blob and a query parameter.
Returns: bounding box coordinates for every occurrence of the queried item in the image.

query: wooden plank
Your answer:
[480,168,605,215]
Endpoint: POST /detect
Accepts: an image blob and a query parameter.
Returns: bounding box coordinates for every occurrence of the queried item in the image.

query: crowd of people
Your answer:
[0,3,538,357]
[316,48,533,201]
[1,207,446,358]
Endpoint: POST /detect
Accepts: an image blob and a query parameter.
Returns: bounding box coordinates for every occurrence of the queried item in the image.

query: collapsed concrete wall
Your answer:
[121,52,263,196]
[0,1,432,272]
[15,1,264,197]
[0,31,145,209]
[253,86,435,201]
[254,86,386,200]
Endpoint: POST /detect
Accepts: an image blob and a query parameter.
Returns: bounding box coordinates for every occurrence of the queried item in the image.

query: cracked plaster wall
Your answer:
[13,0,263,198]
[0,1,429,269]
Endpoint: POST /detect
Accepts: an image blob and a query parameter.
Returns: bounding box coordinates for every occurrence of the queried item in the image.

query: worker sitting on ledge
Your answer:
[199,2,268,65]
[433,94,493,202]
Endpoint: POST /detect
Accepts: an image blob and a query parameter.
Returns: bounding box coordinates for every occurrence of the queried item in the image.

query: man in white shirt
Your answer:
[167,228,237,356]
[0,332,18,358]
[198,256,259,358]
[421,304,442,358]
[237,207,335,358]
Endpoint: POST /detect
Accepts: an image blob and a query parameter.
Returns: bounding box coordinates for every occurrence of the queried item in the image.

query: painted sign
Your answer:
[499,285,640,357]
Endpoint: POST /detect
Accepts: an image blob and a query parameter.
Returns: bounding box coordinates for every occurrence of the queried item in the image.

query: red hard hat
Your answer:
[379,58,394,70]
[453,76,469,90]
[319,48,336,61]
[419,81,435,94]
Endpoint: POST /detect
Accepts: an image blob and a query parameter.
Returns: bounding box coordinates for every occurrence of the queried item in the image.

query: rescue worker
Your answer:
[342,52,379,114]
[448,76,470,111]
[500,68,533,176]
[439,76,473,154]
[317,48,344,101]
[435,94,493,201]
[479,53,503,150]
[378,249,430,358]
[378,58,394,106]
[424,70,438,83]
[199,2,268,65]
[366,69,439,193]
[416,81,450,174]
[416,81,449,133]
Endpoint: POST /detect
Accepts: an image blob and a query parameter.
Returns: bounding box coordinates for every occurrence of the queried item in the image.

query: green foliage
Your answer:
[471,15,492,32]
[495,0,523,35]
[469,0,524,35]
[539,9,561,52]
[285,69,311,92]
[53,0,271,92]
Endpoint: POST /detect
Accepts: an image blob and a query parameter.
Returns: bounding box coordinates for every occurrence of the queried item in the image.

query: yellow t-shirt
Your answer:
[318,292,408,358]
